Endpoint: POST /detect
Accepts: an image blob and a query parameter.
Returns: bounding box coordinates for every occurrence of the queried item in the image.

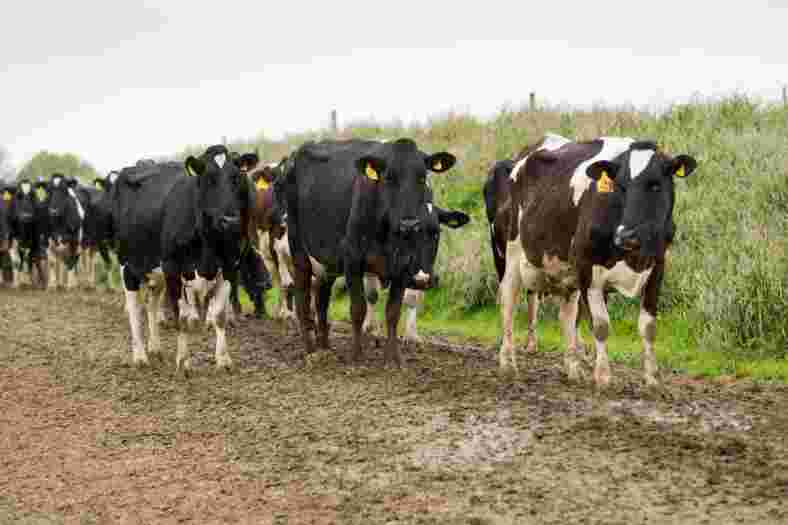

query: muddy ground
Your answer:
[0,288,786,524]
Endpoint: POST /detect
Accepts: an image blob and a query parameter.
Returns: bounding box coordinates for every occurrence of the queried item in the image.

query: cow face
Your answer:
[13,179,42,247]
[410,201,470,289]
[587,142,697,257]
[0,185,15,252]
[233,152,260,176]
[185,145,245,245]
[357,138,456,286]
[46,174,84,258]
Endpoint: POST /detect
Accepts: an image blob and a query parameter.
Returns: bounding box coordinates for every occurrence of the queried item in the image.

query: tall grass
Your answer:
[205,95,788,371]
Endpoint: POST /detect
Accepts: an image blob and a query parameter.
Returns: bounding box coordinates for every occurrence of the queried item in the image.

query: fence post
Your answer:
[529,92,536,111]
[330,109,338,136]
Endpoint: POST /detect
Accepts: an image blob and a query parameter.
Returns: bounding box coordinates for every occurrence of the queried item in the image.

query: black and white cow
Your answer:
[282,138,458,365]
[111,146,252,371]
[11,178,50,288]
[499,133,696,387]
[46,173,88,290]
[0,183,16,286]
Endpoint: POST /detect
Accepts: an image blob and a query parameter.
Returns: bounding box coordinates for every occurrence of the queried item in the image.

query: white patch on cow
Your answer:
[629,149,655,179]
[266,161,278,168]
[426,203,433,215]
[587,288,611,387]
[214,152,226,169]
[413,270,430,286]
[591,261,654,298]
[639,306,658,385]
[402,289,424,343]
[109,173,118,184]
[509,133,571,183]
[53,177,61,187]
[21,182,31,195]
[67,187,86,221]
[570,137,635,205]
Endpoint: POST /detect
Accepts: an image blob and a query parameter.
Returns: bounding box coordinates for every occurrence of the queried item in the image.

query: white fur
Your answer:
[214,152,226,169]
[426,203,433,214]
[591,261,654,298]
[570,137,635,205]
[413,270,430,286]
[21,183,31,195]
[587,288,611,386]
[177,273,233,371]
[510,133,571,182]
[53,178,61,187]
[629,149,655,179]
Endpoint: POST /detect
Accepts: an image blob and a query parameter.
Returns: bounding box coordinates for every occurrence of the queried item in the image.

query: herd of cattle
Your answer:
[0,134,697,387]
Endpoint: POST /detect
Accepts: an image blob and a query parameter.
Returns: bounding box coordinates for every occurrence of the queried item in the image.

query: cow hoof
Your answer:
[525,341,538,354]
[216,360,233,372]
[593,369,611,389]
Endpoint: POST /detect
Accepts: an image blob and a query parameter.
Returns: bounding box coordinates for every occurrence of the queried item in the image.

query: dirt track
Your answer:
[1,288,787,524]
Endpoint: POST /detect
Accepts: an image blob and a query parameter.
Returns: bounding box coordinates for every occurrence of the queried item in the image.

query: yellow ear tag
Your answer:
[365,163,379,181]
[95,181,103,190]
[36,187,47,201]
[2,191,11,202]
[597,171,613,193]
[433,160,443,171]
[675,165,686,178]
[185,164,196,177]
[256,179,270,190]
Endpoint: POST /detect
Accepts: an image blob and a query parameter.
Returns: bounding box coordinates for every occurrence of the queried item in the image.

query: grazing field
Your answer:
[1,288,787,524]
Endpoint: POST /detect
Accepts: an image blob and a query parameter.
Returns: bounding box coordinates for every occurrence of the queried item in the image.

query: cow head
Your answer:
[184,145,246,255]
[46,173,84,260]
[410,199,470,289]
[586,141,697,257]
[0,184,16,252]
[233,152,261,176]
[358,138,456,288]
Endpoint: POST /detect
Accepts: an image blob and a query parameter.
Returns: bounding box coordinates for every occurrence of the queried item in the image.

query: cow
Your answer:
[499,133,696,387]
[11,178,49,288]
[111,146,253,371]
[360,203,470,343]
[73,177,117,290]
[0,183,16,286]
[283,138,458,365]
[46,173,87,290]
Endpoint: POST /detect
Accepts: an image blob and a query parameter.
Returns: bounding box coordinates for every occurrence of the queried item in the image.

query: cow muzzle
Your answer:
[218,215,241,233]
[398,217,422,236]
[409,270,438,290]
[614,225,640,251]
[17,211,35,224]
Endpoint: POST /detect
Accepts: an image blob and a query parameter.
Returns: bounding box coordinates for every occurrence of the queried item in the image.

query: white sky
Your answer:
[1,0,786,173]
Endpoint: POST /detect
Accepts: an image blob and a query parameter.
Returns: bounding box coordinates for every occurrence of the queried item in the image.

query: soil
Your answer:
[1,288,786,524]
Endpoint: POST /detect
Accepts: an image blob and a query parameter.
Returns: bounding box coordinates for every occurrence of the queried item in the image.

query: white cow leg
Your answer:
[362,275,382,335]
[559,291,583,381]
[402,289,424,344]
[146,273,165,358]
[66,257,79,290]
[209,277,233,370]
[274,235,297,322]
[639,305,659,387]
[587,288,612,387]
[525,292,541,353]
[499,262,522,373]
[125,287,148,366]
[47,247,57,290]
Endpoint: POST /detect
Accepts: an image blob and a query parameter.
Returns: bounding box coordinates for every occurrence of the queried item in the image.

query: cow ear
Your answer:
[426,152,456,173]
[437,208,470,229]
[357,156,387,182]
[184,156,205,177]
[670,155,697,178]
[586,160,619,181]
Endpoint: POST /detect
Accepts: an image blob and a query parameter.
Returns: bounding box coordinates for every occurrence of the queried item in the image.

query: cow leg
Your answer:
[176,275,199,373]
[315,277,335,349]
[145,270,165,359]
[292,255,316,354]
[207,275,233,370]
[524,292,540,353]
[66,252,79,290]
[383,282,405,367]
[345,269,369,362]
[499,248,523,373]
[362,275,382,335]
[47,246,58,290]
[640,266,663,387]
[122,265,148,366]
[586,288,611,388]
[273,233,297,322]
[260,231,284,319]
[559,291,584,382]
[402,289,424,344]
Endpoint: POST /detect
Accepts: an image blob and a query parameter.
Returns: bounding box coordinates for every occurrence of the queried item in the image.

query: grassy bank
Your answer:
[195,95,788,382]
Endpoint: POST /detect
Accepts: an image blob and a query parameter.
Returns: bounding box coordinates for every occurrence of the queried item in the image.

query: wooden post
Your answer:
[330,109,338,136]
[529,92,536,111]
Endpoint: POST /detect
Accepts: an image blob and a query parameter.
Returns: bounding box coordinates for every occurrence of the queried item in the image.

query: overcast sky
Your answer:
[1,0,786,173]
